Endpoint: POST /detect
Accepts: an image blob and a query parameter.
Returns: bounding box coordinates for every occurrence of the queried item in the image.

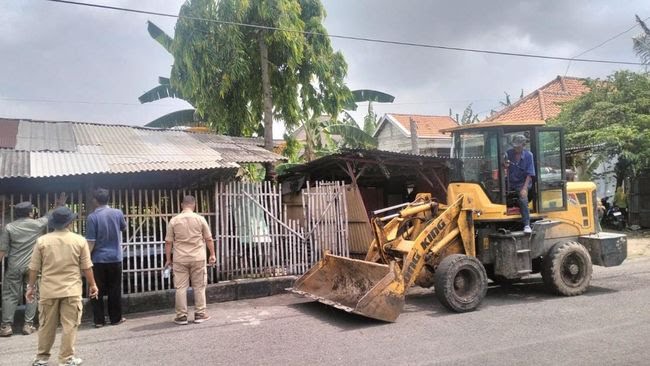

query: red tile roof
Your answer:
[484,76,590,123]
[387,113,458,138]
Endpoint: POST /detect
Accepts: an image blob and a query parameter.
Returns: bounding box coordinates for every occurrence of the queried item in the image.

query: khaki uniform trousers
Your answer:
[35,296,83,364]
[173,261,207,317]
[1,267,38,324]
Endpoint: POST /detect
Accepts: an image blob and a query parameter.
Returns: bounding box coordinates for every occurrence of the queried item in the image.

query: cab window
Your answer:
[452,131,501,203]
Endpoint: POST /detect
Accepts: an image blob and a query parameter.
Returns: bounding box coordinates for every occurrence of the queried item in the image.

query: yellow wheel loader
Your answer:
[289,122,627,322]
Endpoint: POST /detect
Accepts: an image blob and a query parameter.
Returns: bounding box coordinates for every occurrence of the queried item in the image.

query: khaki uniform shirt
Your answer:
[0,217,48,271]
[165,209,211,263]
[28,229,93,299]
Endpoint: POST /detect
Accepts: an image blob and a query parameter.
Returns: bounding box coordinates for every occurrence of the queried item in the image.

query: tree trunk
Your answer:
[258,33,276,181]
[259,33,274,152]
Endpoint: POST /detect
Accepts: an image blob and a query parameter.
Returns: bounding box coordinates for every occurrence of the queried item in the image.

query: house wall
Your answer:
[376,123,451,156]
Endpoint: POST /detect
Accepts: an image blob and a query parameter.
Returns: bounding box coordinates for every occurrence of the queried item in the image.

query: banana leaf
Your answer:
[145,109,196,128]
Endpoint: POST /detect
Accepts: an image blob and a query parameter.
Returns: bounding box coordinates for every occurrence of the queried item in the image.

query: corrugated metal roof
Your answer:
[0,150,30,178]
[0,119,283,179]
[0,119,19,148]
[14,120,76,151]
[190,133,283,163]
[30,148,107,178]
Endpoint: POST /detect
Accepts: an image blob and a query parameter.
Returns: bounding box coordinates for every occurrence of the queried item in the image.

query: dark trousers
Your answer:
[91,262,123,325]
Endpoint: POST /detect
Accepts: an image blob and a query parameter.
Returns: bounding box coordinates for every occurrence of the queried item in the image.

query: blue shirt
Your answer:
[85,206,126,263]
[507,148,535,190]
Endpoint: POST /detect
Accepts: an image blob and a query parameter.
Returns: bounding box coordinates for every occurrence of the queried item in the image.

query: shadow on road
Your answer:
[129,320,179,332]
[288,301,389,330]
[481,278,619,307]
[272,276,621,329]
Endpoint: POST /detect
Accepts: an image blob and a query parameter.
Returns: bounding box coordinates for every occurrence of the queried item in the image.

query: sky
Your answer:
[1,0,649,138]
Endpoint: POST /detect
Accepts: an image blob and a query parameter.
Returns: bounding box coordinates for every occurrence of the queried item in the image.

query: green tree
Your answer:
[633,14,650,66]
[549,71,650,186]
[169,0,351,149]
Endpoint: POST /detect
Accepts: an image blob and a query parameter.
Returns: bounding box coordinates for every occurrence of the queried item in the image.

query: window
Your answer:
[453,131,501,202]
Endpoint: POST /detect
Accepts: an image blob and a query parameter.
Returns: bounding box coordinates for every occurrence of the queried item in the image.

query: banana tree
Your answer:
[140,21,200,128]
[342,89,395,135]
[288,89,393,161]
[633,15,650,66]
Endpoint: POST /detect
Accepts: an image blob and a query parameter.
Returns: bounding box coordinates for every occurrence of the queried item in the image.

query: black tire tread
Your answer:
[542,241,593,296]
[434,254,488,313]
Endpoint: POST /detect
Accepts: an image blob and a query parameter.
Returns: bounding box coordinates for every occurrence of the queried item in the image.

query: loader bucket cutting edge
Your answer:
[287,254,405,322]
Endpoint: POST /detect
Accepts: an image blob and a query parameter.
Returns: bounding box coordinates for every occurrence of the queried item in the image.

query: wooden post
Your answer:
[410,118,419,155]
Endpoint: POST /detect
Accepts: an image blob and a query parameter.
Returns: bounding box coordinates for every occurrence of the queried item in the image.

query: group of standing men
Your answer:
[0,189,214,366]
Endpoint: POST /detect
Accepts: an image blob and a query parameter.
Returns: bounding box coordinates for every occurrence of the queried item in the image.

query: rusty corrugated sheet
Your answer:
[0,119,19,148]
[14,120,76,151]
[190,133,285,163]
[0,150,30,179]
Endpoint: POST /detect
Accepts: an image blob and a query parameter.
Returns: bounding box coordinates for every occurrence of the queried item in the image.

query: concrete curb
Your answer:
[5,276,297,326]
[84,276,298,320]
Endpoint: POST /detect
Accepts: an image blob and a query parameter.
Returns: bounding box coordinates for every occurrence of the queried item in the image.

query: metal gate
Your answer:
[215,181,348,280]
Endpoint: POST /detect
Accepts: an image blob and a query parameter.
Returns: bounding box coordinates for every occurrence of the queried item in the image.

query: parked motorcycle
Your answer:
[600,196,626,231]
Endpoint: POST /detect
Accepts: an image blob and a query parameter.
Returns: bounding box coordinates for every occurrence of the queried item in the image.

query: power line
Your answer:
[44,0,644,66]
[0,97,184,107]
[564,15,650,75]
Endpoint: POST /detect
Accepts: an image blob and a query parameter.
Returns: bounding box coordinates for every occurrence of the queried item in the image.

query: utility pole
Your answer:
[410,118,419,155]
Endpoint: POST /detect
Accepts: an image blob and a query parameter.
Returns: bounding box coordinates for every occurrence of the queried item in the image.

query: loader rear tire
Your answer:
[542,241,592,296]
[434,254,488,313]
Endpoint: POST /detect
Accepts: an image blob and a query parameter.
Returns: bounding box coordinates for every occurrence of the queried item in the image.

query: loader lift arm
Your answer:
[289,194,486,322]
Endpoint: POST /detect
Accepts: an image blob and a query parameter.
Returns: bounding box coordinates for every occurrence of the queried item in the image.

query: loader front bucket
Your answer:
[288,254,406,322]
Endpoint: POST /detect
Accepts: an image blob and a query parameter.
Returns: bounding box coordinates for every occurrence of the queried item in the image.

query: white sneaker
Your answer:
[60,356,83,366]
[523,225,532,234]
[31,359,48,366]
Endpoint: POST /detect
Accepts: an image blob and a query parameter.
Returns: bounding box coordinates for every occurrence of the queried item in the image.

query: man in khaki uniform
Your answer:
[0,195,66,337]
[26,207,98,366]
[164,195,216,325]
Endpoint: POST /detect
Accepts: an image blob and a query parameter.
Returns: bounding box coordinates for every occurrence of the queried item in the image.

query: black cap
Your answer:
[15,202,34,217]
[49,207,77,230]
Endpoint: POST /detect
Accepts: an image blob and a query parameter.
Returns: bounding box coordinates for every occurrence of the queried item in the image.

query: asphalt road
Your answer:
[2,257,649,366]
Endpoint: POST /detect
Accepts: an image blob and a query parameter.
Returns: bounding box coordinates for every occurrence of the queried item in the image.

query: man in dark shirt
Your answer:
[505,134,536,234]
[85,188,126,327]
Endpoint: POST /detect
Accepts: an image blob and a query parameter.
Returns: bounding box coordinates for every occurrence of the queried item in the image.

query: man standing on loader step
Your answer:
[164,195,216,325]
[506,134,536,234]
[86,188,127,327]
[0,195,66,337]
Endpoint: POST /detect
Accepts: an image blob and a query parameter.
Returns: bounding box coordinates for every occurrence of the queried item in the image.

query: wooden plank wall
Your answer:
[345,185,374,256]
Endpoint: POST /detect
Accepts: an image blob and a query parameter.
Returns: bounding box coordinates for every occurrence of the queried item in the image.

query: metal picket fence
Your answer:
[0,181,349,302]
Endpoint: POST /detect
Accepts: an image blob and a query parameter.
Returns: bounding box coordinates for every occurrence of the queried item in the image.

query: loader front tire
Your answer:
[542,241,592,296]
[434,254,488,313]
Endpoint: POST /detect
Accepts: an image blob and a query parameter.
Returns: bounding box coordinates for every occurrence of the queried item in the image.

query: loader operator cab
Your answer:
[450,124,567,218]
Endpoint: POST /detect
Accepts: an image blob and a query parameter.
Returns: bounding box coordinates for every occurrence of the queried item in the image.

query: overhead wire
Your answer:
[43,0,644,66]
[0,97,184,107]
[564,15,650,75]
